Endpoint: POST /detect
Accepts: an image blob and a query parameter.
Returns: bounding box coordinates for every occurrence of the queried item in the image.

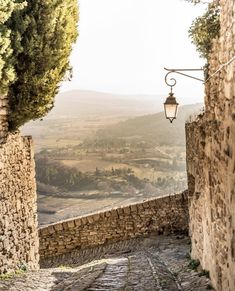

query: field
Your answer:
[58,148,186,182]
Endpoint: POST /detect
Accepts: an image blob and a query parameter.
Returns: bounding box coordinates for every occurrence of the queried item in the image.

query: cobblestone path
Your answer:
[0,235,213,291]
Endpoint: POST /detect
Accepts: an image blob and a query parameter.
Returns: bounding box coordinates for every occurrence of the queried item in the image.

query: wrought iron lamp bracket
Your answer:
[164,56,235,90]
[163,56,235,123]
[164,67,204,91]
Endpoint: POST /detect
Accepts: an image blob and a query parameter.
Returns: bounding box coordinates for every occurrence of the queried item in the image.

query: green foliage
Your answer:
[0,268,26,281]
[0,0,26,94]
[58,264,71,269]
[8,0,78,130]
[189,3,220,59]
[2,0,78,130]
[36,156,146,192]
[155,176,187,192]
[36,156,94,191]
[188,259,200,270]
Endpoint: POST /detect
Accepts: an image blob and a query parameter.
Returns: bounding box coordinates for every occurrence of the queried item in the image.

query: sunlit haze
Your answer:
[61,0,207,105]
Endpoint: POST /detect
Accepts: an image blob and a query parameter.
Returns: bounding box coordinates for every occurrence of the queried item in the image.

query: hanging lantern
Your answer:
[164,92,179,123]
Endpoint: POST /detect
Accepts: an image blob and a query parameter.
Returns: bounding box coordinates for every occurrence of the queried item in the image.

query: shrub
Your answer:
[188,259,200,270]
[189,3,220,59]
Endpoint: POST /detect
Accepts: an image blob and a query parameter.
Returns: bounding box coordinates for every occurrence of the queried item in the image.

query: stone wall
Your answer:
[186,0,235,290]
[39,192,188,261]
[0,133,39,273]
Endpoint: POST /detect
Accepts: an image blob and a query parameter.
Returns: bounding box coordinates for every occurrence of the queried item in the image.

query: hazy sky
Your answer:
[61,0,208,105]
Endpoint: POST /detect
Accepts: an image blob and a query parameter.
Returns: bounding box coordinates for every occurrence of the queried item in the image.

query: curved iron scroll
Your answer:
[164,67,204,92]
[165,71,177,93]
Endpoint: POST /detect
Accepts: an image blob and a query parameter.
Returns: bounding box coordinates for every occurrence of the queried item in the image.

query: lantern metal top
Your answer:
[164,92,178,105]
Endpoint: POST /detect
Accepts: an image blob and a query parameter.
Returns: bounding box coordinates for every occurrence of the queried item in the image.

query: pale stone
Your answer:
[0,108,7,116]
[186,2,235,288]
[0,133,39,274]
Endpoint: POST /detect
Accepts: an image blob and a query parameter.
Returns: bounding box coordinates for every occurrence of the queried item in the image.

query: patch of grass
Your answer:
[15,269,26,275]
[17,262,27,272]
[0,269,26,281]
[58,264,71,269]
[0,273,14,281]
[188,259,200,270]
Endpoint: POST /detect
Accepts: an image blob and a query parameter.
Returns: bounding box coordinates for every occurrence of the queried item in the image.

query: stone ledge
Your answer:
[39,192,187,232]
[39,191,189,260]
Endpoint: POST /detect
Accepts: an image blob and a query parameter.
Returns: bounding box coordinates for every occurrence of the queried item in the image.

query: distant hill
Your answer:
[96,103,204,146]
[42,90,164,119]
[22,90,165,150]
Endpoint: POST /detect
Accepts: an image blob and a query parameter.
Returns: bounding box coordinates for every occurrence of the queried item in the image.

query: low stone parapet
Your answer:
[39,192,188,261]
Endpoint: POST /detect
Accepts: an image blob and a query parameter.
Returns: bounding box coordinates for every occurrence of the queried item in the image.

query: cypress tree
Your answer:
[7,0,78,130]
[0,0,26,94]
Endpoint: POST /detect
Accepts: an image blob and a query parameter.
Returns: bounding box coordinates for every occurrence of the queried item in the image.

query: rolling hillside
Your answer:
[22,90,165,151]
[96,103,203,146]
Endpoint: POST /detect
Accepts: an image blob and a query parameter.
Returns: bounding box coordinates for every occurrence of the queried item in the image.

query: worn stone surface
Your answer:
[39,192,189,261]
[186,0,235,290]
[0,133,39,274]
[0,235,212,291]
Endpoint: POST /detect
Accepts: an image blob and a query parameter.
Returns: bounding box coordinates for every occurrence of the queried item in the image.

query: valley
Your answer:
[22,90,203,225]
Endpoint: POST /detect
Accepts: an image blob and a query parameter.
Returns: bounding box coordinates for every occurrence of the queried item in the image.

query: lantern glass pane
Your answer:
[164,103,178,119]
